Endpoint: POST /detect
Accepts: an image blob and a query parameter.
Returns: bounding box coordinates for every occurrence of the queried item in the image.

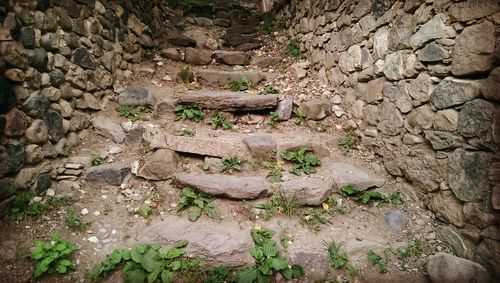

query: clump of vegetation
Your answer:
[89,241,202,282]
[285,40,302,58]
[116,105,153,121]
[90,154,103,166]
[262,160,284,183]
[368,250,389,273]
[397,238,423,271]
[176,187,220,221]
[175,103,205,122]
[206,266,234,283]
[341,185,405,206]
[267,111,279,127]
[228,76,253,91]
[30,235,77,278]
[326,239,358,277]
[301,208,329,231]
[177,129,195,137]
[137,206,152,220]
[179,66,195,83]
[278,19,286,30]
[293,108,307,124]
[263,86,279,94]
[243,227,305,281]
[139,141,151,155]
[338,135,358,154]
[209,111,234,130]
[322,193,347,216]
[10,192,65,220]
[280,147,321,175]
[258,194,300,220]
[221,156,242,174]
[261,13,274,34]
[65,209,91,231]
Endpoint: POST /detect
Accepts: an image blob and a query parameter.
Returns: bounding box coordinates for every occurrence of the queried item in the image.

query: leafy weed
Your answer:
[175,103,205,122]
[210,111,234,130]
[221,156,242,174]
[285,40,302,58]
[258,194,300,220]
[368,250,389,273]
[31,235,77,278]
[267,111,279,127]
[338,135,358,154]
[180,66,195,83]
[90,154,103,166]
[116,105,153,121]
[228,76,253,91]
[176,187,220,221]
[280,147,321,175]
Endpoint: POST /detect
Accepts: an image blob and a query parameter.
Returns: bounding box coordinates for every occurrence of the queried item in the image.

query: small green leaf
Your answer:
[193,198,204,208]
[169,260,182,271]
[188,206,202,222]
[161,270,175,283]
[236,267,258,283]
[270,256,288,270]
[205,206,220,219]
[56,264,67,274]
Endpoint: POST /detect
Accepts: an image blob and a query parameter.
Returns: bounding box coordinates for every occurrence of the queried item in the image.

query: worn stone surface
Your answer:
[276,178,333,206]
[377,99,404,136]
[462,203,497,229]
[452,21,496,76]
[85,163,129,186]
[401,149,441,193]
[196,70,265,86]
[448,0,499,22]
[427,253,490,283]
[185,48,213,65]
[481,67,500,103]
[437,227,473,259]
[297,99,332,121]
[177,91,277,111]
[424,130,464,150]
[164,135,250,158]
[457,99,495,139]
[118,86,157,106]
[385,210,406,230]
[73,47,96,70]
[92,117,125,143]
[243,135,276,161]
[139,216,254,267]
[493,185,500,210]
[475,239,500,278]
[3,108,27,137]
[22,92,50,118]
[160,48,182,61]
[134,149,178,181]
[275,98,293,121]
[417,42,449,62]
[430,78,480,109]
[448,149,490,202]
[214,50,250,65]
[429,190,466,227]
[410,14,456,49]
[174,173,271,199]
[328,162,385,191]
[434,109,459,131]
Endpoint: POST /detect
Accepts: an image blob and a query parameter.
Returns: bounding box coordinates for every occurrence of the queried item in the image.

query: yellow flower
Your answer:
[254,225,262,231]
[322,203,330,211]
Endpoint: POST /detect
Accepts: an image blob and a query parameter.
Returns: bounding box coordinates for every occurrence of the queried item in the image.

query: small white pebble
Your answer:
[93,211,101,216]
[46,189,55,197]
[112,230,117,235]
[81,208,89,215]
[88,236,99,243]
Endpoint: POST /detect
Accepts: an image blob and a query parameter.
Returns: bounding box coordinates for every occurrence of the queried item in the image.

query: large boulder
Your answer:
[118,86,157,106]
[132,149,177,181]
[85,163,129,186]
[328,162,385,191]
[426,253,490,283]
[275,178,333,206]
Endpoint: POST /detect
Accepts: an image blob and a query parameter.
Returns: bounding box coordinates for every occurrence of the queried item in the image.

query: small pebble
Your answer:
[93,211,101,216]
[88,236,99,243]
[46,189,55,197]
[81,208,89,215]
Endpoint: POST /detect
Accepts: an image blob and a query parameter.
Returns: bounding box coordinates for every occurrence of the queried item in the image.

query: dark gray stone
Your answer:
[167,36,196,47]
[4,141,26,175]
[85,163,130,186]
[385,210,406,230]
[27,48,48,72]
[35,173,52,194]
[64,33,80,49]
[118,86,157,106]
[22,92,49,119]
[448,149,490,202]
[424,130,464,150]
[40,33,59,51]
[430,78,480,109]
[0,76,16,114]
[0,178,16,200]
[44,110,64,142]
[457,99,495,138]
[73,47,96,70]
[417,42,449,62]
[20,27,35,48]
[49,70,65,87]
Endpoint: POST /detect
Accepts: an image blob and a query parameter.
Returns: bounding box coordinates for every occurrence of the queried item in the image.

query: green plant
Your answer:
[180,66,195,83]
[30,235,77,278]
[293,108,307,124]
[301,208,329,231]
[338,135,358,154]
[65,209,91,231]
[323,194,346,216]
[139,141,151,155]
[177,129,195,137]
[326,240,348,269]
[263,86,279,94]
[367,250,388,273]
[10,193,64,220]
[285,40,302,58]
[116,105,153,121]
[261,13,274,34]
[241,227,305,282]
[280,147,321,175]
[89,241,201,283]
[267,112,279,127]
[228,76,253,91]
[175,103,205,122]
[258,194,300,220]
[221,156,242,173]
[397,238,423,271]
[210,111,234,130]
[206,266,234,283]
[138,206,152,219]
[176,187,220,221]
[280,235,294,249]
[262,160,283,183]
[341,185,404,207]
[278,19,286,30]
[90,154,103,166]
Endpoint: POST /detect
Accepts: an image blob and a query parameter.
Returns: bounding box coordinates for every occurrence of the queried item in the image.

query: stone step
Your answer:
[167,36,197,47]
[176,90,278,111]
[138,215,254,267]
[161,134,251,158]
[213,50,250,65]
[327,162,385,190]
[222,34,263,47]
[196,69,266,87]
[174,173,272,199]
[226,25,258,35]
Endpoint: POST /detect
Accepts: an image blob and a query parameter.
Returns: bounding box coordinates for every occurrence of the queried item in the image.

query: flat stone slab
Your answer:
[177,91,277,111]
[92,117,125,143]
[163,135,250,158]
[138,216,254,267]
[196,70,266,87]
[328,162,385,191]
[85,163,129,186]
[167,36,196,47]
[174,173,272,199]
[214,50,250,65]
[274,178,333,206]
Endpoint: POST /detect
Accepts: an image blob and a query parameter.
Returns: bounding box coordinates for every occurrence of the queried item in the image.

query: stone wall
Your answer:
[0,0,170,215]
[278,0,499,277]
